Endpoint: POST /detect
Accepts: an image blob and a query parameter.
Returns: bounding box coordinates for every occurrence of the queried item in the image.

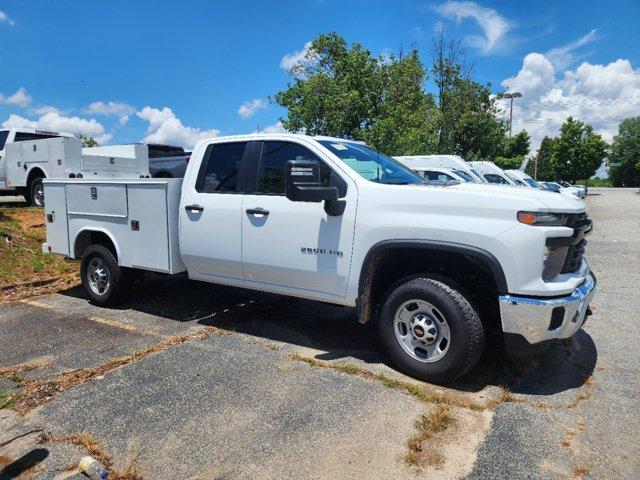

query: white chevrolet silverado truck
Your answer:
[42,134,596,383]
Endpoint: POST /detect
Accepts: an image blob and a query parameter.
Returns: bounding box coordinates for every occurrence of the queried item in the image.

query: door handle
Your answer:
[185,204,204,212]
[246,208,269,216]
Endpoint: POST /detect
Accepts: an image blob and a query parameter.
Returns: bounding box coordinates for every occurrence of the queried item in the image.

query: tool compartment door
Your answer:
[43,182,70,255]
[126,183,170,272]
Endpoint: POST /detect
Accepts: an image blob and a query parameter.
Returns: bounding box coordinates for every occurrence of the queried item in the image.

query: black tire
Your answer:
[379,277,485,384]
[80,245,132,306]
[27,177,45,207]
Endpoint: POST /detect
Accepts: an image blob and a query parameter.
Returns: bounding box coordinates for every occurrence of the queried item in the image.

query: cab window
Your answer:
[0,131,8,151]
[256,141,346,197]
[423,170,454,182]
[14,132,60,142]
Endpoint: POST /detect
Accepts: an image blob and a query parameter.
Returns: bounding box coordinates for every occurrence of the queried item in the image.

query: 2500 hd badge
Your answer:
[300,247,344,257]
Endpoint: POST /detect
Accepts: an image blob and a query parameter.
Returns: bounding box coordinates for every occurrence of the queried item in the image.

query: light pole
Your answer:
[502,92,522,138]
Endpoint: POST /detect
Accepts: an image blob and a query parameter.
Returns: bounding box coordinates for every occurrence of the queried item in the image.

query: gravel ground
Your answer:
[0,188,638,479]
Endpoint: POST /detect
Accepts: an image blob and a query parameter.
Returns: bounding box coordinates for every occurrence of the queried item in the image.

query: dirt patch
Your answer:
[0,207,79,302]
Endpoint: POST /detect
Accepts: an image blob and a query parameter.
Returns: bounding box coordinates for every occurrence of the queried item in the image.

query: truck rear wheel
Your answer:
[27,177,45,207]
[80,245,132,306]
[379,277,485,384]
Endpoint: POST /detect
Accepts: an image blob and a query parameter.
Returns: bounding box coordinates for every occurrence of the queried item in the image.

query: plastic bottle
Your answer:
[78,456,109,479]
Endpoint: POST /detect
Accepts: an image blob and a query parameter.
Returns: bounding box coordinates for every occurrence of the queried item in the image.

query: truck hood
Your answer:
[444,182,585,212]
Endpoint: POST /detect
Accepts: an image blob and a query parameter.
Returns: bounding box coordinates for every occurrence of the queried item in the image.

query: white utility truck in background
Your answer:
[42,134,596,383]
[0,130,150,206]
[0,128,74,205]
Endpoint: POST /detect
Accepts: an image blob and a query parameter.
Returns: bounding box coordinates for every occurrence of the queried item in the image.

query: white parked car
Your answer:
[43,134,596,383]
[505,170,542,189]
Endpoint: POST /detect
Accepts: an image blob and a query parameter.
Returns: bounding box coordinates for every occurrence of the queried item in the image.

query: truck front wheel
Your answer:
[27,177,45,207]
[80,245,132,306]
[379,277,485,384]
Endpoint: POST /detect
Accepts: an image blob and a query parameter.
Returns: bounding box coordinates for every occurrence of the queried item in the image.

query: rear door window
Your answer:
[0,131,8,150]
[196,142,248,193]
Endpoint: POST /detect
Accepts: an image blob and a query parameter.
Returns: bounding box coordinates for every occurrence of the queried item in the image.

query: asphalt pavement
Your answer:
[0,188,638,479]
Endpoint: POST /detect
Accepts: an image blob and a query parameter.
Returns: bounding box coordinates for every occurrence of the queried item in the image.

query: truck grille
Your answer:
[561,213,592,274]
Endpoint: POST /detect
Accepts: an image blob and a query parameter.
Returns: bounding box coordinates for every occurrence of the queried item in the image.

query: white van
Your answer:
[394,155,486,183]
[505,169,541,189]
[469,161,518,186]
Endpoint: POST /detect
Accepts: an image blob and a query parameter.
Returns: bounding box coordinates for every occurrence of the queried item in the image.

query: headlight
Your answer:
[542,246,568,281]
[517,211,569,226]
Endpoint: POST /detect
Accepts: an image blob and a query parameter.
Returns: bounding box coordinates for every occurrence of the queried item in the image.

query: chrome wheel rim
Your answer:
[394,299,451,363]
[88,258,110,296]
[34,183,45,207]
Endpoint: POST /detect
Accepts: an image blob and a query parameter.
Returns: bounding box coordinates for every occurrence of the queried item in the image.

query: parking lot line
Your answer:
[86,315,171,339]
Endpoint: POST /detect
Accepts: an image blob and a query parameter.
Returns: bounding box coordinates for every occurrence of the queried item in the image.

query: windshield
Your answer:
[0,131,8,151]
[468,168,487,183]
[451,169,475,182]
[523,177,540,188]
[319,140,424,185]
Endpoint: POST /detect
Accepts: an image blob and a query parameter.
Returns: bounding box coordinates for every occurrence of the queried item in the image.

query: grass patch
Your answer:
[8,372,24,383]
[287,354,486,411]
[0,206,79,300]
[403,405,455,468]
[0,392,17,409]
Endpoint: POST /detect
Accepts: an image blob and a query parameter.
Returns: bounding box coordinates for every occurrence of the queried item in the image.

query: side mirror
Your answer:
[285,160,338,203]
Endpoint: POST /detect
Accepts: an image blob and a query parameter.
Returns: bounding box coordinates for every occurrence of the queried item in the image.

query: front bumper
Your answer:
[499,272,596,345]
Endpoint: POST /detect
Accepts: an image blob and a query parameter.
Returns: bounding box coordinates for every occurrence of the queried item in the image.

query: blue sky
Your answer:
[1,0,639,150]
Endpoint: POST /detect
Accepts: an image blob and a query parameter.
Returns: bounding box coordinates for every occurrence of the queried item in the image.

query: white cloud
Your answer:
[500,54,640,150]
[2,111,111,144]
[85,101,136,126]
[259,121,287,134]
[238,98,267,119]
[30,105,61,116]
[2,114,37,129]
[0,10,15,26]
[280,41,312,71]
[435,1,511,54]
[137,106,220,148]
[546,29,598,71]
[0,87,32,107]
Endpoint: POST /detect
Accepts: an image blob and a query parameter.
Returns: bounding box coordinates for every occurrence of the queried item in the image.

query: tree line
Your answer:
[274,32,640,186]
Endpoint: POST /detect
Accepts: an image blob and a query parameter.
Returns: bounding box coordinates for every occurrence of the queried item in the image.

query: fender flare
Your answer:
[356,240,508,323]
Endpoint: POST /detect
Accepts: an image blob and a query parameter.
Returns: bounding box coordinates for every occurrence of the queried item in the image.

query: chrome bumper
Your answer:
[499,273,596,345]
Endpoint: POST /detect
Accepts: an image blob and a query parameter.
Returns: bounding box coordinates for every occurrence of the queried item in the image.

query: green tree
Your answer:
[525,136,555,180]
[431,31,507,160]
[608,116,640,187]
[363,49,439,155]
[551,117,608,183]
[494,155,524,170]
[274,33,382,139]
[503,130,530,157]
[79,134,99,147]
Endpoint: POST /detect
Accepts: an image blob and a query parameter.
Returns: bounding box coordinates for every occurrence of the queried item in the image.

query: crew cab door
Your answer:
[241,140,356,299]
[179,141,251,281]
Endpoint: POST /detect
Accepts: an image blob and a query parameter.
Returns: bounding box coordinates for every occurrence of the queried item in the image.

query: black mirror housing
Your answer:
[285,160,338,203]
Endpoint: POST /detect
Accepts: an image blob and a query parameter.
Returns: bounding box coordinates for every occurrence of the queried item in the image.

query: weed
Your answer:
[0,392,17,409]
[8,372,24,383]
[572,465,589,478]
[403,405,455,468]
